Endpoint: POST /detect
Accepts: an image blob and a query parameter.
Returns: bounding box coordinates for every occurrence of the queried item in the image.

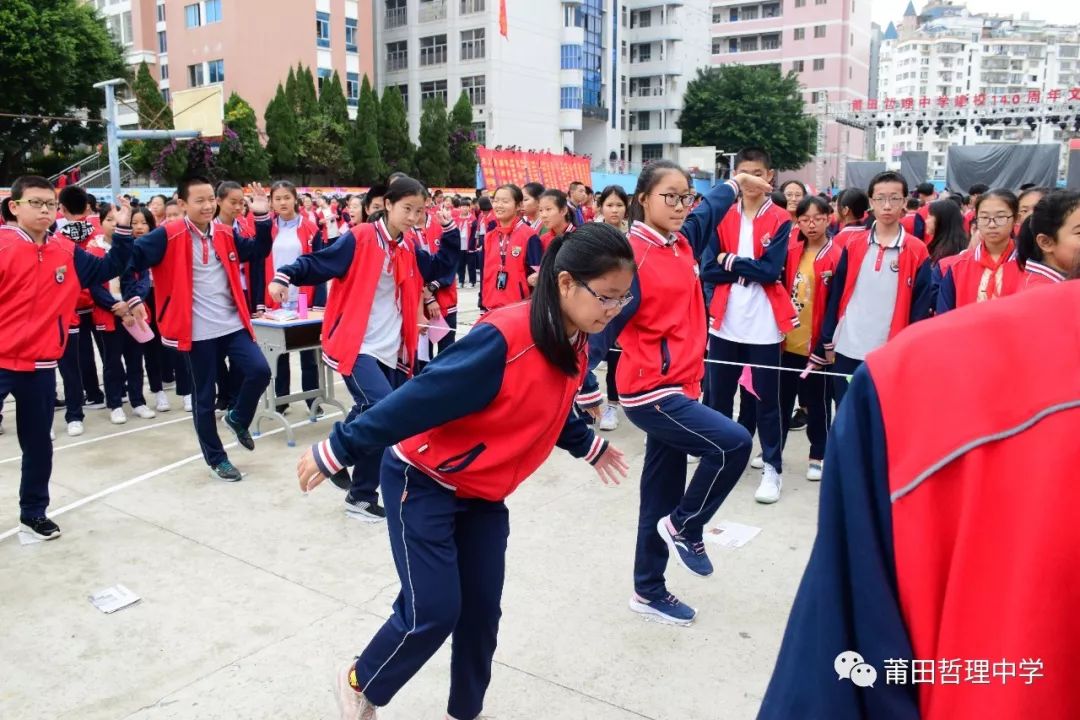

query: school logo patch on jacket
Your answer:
[761,232,772,247]
[512,246,521,257]
[54,265,67,284]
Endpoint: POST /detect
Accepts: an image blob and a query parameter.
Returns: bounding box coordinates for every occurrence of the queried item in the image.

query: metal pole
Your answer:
[104,83,121,200]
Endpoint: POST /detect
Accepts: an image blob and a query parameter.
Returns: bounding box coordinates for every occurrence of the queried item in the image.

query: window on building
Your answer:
[386,0,407,28]
[346,17,358,52]
[711,37,723,55]
[472,121,486,146]
[461,28,485,61]
[729,37,738,53]
[740,36,758,52]
[641,143,663,161]
[762,34,780,50]
[160,63,169,80]
[794,27,805,41]
[187,63,204,87]
[631,9,651,28]
[208,59,224,83]
[461,0,485,13]
[420,79,448,105]
[812,90,827,103]
[740,6,759,20]
[387,41,408,71]
[317,67,332,93]
[185,3,200,27]
[630,110,650,130]
[205,0,222,23]
[816,0,827,4]
[158,30,167,53]
[795,0,806,6]
[461,74,486,106]
[763,3,781,17]
[421,34,448,65]
[346,72,359,106]
[636,44,652,62]
[156,3,166,22]
[161,88,171,104]
[561,44,583,69]
[396,84,409,110]
[316,11,331,48]
[560,86,583,110]
[813,58,825,71]
[814,25,826,38]
[712,7,723,23]
[793,59,805,72]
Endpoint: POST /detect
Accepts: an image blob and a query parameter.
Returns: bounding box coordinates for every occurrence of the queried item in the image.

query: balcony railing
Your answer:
[385,6,406,28]
[419,0,447,23]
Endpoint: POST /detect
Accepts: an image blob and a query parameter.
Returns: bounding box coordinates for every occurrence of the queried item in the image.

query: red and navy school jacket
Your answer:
[0,225,131,371]
[898,209,927,241]
[259,215,323,312]
[123,215,272,351]
[783,235,844,353]
[86,237,126,332]
[935,240,1021,315]
[759,281,1080,720]
[478,218,539,312]
[311,302,608,501]
[581,180,741,409]
[1021,260,1066,290]
[537,222,575,256]
[832,222,867,249]
[468,210,493,252]
[704,199,799,334]
[411,217,458,317]
[811,226,931,363]
[274,219,460,377]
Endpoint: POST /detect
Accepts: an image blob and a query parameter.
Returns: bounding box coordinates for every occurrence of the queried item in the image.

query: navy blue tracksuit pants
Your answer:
[78,312,105,405]
[778,351,831,461]
[342,355,406,503]
[0,368,56,520]
[706,337,784,473]
[183,329,271,467]
[101,328,147,410]
[624,392,753,601]
[57,328,85,423]
[831,353,863,407]
[354,452,507,719]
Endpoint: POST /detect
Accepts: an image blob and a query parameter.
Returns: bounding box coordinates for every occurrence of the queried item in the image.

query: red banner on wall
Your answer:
[476,148,591,191]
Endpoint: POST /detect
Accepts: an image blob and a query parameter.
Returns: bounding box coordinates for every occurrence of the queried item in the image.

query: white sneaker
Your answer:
[688,455,700,464]
[110,408,127,425]
[807,460,823,482]
[67,421,84,437]
[50,428,55,440]
[132,405,156,419]
[599,404,619,431]
[755,465,782,504]
[155,391,171,412]
[183,395,193,412]
[335,660,378,719]
[750,454,764,470]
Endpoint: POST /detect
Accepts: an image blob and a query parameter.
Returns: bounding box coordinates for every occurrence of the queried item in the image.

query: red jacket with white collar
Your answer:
[123,215,272,351]
[412,216,458,316]
[261,215,322,311]
[784,234,844,352]
[708,199,799,334]
[479,217,537,311]
[0,225,131,371]
[1021,260,1066,290]
[936,240,1021,314]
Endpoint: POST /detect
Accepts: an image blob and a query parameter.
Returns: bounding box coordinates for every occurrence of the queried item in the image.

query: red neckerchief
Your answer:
[974,238,1015,299]
[375,219,411,304]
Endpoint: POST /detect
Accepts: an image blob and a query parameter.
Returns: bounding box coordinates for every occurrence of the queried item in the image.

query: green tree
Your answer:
[416,99,450,186]
[217,91,270,183]
[264,84,298,173]
[128,60,174,173]
[352,75,385,185]
[0,0,128,180]
[302,70,352,180]
[447,92,477,187]
[678,65,815,172]
[284,66,298,113]
[295,64,319,118]
[378,85,415,176]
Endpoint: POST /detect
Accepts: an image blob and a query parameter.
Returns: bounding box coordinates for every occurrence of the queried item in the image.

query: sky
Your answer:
[871,0,1080,30]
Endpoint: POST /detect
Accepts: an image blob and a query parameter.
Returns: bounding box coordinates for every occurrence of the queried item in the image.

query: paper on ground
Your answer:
[89,584,141,614]
[704,521,762,549]
[18,531,44,546]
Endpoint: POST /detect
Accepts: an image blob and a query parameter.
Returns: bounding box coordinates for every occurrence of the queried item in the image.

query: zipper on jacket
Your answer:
[327,314,344,338]
[436,443,488,474]
[157,296,172,323]
[659,337,671,375]
[56,316,64,348]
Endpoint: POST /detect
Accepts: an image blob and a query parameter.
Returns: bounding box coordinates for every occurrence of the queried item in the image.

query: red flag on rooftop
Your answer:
[499,0,508,38]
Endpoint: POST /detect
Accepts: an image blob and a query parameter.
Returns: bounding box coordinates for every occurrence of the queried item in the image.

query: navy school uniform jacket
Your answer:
[311,302,608,502]
[579,180,741,408]
[0,225,132,371]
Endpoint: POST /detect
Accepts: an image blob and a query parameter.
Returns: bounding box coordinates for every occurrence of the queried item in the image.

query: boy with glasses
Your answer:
[701,147,799,505]
[809,172,933,405]
[0,176,134,539]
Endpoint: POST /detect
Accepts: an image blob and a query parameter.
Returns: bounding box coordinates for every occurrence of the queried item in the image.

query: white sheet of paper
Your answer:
[89,584,141,614]
[704,521,762,549]
[416,335,432,363]
[18,531,44,546]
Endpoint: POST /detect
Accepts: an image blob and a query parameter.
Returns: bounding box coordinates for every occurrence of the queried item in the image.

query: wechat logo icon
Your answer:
[835,651,877,688]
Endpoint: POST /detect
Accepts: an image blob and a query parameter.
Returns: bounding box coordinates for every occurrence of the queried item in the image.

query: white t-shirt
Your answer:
[322,208,340,239]
[712,211,783,345]
[360,240,403,368]
[273,218,304,268]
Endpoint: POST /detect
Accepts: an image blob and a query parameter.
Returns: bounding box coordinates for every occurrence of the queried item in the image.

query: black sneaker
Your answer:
[790,407,808,432]
[344,494,386,522]
[329,467,352,490]
[21,516,62,540]
[85,399,106,410]
[210,460,243,482]
[224,411,255,451]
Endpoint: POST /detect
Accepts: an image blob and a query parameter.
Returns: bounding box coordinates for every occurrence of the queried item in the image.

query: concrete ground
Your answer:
[0,289,820,720]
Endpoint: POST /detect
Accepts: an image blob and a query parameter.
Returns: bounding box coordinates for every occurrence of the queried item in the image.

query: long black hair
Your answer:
[531,223,636,376]
[627,160,692,225]
[926,199,968,265]
[539,188,574,227]
[522,182,545,204]
[836,187,870,225]
[1016,189,1080,269]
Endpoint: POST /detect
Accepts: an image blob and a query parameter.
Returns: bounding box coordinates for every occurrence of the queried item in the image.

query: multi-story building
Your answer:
[87,0,376,128]
[708,0,873,186]
[875,1,1080,178]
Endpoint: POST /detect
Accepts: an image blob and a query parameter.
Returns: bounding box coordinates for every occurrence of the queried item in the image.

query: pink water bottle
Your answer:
[298,293,309,319]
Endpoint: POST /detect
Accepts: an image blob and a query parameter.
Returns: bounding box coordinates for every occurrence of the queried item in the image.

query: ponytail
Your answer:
[530,223,636,376]
[1015,216,1038,269]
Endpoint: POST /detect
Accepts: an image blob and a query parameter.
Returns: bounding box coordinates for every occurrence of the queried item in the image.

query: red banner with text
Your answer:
[476,148,591,191]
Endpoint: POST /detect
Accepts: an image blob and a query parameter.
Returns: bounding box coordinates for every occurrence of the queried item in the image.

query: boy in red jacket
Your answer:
[0,176,133,539]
